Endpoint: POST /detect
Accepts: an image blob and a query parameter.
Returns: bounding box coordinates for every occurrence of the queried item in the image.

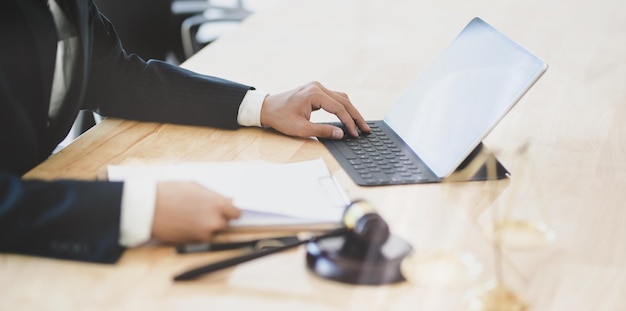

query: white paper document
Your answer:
[107,158,349,229]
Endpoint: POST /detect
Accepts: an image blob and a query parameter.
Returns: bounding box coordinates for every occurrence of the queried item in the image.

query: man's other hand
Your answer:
[152,181,241,244]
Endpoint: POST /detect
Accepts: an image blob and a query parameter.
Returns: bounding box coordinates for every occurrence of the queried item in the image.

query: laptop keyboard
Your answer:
[320,121,438,186]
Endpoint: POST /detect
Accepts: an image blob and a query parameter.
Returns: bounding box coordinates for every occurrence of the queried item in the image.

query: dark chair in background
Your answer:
[94,0,260,63]
[178,0,251,59]
[94,0,252,63]
[176,1,280,59]
[94,0,174,61]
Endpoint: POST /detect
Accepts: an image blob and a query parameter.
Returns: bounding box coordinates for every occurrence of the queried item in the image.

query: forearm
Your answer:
[92,60,253,128]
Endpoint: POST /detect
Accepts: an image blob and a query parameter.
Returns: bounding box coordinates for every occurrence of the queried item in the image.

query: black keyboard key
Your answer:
[319,120,439,186]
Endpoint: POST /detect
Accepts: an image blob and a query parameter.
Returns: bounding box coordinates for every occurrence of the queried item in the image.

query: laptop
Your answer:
[319,17,547,186]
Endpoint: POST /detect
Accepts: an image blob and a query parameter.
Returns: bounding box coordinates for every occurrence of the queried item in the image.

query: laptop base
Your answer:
[321,135,508,186]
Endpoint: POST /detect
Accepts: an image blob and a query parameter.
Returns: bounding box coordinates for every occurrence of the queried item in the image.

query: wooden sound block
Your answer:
[305,234,413,285]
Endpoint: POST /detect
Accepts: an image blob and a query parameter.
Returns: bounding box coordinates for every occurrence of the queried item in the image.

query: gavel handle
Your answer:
[173,228,347,281]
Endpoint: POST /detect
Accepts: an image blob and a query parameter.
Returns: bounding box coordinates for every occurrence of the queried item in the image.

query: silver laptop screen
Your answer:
[384,17,547,178]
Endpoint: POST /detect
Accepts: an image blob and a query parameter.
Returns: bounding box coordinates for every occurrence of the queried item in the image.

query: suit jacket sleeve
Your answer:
[0,172,125,263]
[83,2,253,129]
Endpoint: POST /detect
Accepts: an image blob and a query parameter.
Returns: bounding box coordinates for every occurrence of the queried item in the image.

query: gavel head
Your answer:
[306,200,411,285]
[342,200,390,248]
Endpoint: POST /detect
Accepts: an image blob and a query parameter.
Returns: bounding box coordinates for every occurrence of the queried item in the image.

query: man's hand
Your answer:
[151,181,241,244]
[260,81,371,139]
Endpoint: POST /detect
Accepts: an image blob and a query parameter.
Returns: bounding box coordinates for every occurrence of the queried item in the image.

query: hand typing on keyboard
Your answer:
[320,121,435,186]
[259,82,371,139]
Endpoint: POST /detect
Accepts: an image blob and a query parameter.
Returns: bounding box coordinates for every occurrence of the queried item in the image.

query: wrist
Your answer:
[237,90,268,127]
[119,179,156,247]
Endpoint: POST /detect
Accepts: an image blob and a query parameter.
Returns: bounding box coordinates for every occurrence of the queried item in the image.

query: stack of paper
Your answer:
[107,158,349,230]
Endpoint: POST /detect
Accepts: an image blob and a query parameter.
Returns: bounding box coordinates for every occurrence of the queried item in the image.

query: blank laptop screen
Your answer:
[384,17,547,178]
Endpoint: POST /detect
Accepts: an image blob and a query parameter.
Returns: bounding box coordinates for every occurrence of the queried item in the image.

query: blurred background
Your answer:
[93,0,277,64]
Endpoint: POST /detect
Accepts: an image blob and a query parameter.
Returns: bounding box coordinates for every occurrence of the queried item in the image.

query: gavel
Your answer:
[174,200,411,284]
[306,200,412,285]
[341,200,391,248]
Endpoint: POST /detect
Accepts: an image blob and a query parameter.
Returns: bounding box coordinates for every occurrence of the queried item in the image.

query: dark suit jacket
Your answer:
[0,0,253,263]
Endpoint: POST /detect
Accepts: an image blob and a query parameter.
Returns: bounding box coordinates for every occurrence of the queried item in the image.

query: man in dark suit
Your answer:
[0,0,370,263]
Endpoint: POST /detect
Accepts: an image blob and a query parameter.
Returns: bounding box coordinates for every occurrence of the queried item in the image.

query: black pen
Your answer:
[176,235,302,253]
[173,228,347,281]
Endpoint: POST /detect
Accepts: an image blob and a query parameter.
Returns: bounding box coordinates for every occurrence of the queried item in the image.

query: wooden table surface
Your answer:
[3,0,626,309]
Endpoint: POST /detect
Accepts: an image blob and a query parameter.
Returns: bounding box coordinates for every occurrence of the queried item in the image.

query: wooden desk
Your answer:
[4,0,626,309]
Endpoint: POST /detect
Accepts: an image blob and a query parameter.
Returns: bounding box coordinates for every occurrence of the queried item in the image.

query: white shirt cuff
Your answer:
[119,180,156,247]
[237,89,268,127]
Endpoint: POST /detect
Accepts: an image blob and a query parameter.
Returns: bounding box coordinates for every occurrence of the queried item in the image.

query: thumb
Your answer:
[304,123,345,139]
